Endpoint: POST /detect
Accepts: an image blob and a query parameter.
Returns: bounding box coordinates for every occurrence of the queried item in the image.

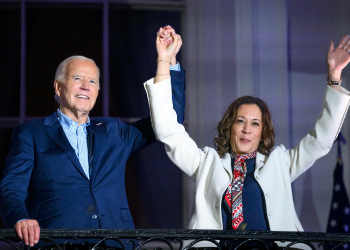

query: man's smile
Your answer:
[76,95,89,99]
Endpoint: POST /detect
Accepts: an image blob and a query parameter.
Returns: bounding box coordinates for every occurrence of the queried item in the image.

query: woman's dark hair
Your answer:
[213,96,275,157]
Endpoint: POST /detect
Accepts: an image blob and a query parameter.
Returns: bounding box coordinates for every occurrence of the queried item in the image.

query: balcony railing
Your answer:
[0,229,349,250]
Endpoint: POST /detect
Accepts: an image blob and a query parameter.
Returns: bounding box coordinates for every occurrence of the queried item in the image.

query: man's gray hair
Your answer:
[54,55,100,103]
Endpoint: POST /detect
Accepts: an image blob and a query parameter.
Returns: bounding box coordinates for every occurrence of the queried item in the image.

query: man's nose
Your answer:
[80,80,90,90]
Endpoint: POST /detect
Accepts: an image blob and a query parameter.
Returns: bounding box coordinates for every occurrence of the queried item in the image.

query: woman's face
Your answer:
[230,104,263,155]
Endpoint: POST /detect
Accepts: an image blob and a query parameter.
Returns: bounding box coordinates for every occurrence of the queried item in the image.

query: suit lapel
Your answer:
[86,119,107,180]
[44,112,89,180]
[87,129,94,173]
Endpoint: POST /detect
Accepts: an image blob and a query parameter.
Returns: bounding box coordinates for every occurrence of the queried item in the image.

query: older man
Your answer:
[0,29,185,249]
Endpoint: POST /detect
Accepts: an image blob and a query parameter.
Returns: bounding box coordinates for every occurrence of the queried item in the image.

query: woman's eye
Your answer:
[252,122,260,126]
[237,119,244,123]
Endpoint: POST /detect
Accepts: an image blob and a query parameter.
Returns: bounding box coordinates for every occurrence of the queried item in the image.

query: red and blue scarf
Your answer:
[224,150,257,229]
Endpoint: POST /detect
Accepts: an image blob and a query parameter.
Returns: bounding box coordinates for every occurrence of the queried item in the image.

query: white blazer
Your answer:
[145,78,350,233]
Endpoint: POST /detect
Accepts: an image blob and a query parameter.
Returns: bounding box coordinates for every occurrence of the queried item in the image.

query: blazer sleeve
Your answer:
[286,86,350,182]
[144,77,206,179]
[0,124,33,228]
[124,67,186,153]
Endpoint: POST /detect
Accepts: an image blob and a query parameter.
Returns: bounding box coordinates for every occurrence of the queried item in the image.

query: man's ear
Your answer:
[54,80,61,97]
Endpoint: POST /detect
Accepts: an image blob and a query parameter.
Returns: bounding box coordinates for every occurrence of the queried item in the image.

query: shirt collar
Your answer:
[57,109,90,129]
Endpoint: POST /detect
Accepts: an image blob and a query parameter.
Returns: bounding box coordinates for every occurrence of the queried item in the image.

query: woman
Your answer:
[145,28,350,247]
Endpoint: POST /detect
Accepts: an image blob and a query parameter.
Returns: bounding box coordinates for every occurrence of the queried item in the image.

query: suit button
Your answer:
[266,193,270,198]
[92,214,98,219]
[92,189,97,192]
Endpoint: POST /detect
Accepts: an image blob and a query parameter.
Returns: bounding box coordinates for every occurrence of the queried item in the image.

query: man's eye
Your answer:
[74,77,81,81]
[90,80,96,84]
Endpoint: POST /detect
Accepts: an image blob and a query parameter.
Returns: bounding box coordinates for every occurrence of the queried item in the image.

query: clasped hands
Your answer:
[156,25,182,65]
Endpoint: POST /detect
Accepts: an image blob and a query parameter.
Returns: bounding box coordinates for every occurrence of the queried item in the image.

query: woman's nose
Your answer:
[242,123,251,133]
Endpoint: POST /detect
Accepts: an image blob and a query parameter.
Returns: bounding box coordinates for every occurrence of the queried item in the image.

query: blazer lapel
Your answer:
[86,119,107,180]
[222,153,233,180]
[44,112,89,180]
[255,152,266,171]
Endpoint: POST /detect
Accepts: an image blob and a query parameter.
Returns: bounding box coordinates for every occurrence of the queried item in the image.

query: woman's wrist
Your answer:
[156,61,171,74]
[327,66,342,81]
[326,73,342,92]
[327,76,342,85]
[157,59,171,65]
[155,58,171,84]
[157,56,172,62]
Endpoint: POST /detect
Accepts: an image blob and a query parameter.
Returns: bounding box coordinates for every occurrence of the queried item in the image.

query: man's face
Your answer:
[55,59,99,119]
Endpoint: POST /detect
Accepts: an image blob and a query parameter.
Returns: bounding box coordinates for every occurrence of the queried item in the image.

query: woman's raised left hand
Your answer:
[327,35,350,81]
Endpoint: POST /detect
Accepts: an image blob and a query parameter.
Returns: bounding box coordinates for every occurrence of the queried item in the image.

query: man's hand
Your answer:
[157,25,182,65]
[15,219,40,247]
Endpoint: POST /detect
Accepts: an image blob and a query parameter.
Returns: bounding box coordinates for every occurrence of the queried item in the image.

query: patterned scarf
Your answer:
[224,150,257,229]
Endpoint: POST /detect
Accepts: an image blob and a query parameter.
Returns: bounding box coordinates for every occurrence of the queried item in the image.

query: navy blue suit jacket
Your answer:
[0,69,185,233]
